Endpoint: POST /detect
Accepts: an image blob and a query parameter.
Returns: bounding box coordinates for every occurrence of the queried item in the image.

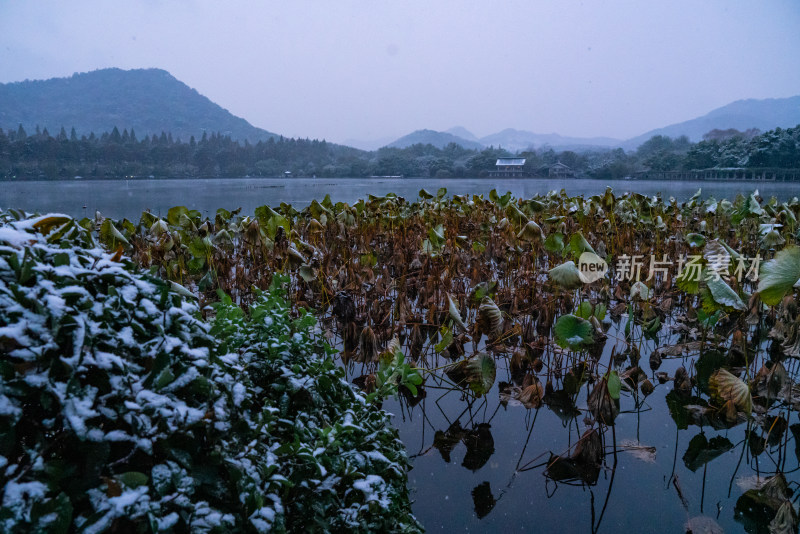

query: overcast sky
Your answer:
[1,0,799,144]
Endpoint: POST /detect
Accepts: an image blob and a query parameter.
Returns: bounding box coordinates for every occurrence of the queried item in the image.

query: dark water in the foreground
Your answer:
[1,177,798,220]
[379,343,740,533]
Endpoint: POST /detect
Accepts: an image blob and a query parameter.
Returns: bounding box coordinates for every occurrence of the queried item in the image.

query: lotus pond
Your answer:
[8,187,800,532]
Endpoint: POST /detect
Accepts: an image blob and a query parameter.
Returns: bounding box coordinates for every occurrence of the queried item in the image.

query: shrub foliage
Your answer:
[0,212,420,533]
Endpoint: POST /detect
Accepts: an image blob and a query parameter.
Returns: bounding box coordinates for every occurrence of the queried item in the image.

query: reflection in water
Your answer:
[354,312,800,533]
[461,423,495,472]
[471,482,496,519]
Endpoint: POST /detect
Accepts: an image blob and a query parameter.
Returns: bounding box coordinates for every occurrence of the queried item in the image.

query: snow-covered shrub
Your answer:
[0,212,420,533]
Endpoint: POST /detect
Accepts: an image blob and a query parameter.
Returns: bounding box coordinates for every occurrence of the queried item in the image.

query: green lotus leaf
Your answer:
[505,204,529,227]
[568,232,596,257]
[464,352,496,396]
[447,293,467,332]
[167,205,189,226]
[544,232,565,254]
[517,220,545,242]
[575,301,593,320]
[606,370,621,400]
[434,326,454,354]
[757,245,800,306]
[706,275,745,310]
[685,233,706,248]
[99,219,129,249]
[298,264,317,283]
[548,261,583,290]
[554,314,594,350]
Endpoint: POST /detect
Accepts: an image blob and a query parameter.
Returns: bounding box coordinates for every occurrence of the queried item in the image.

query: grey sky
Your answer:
[1,0,799,144]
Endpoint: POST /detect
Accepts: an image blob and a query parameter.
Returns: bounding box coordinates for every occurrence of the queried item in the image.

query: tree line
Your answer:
[0,123,798,180]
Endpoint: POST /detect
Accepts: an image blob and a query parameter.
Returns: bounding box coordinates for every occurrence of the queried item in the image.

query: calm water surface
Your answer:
[380,344,737,533]
[2,177,798,219]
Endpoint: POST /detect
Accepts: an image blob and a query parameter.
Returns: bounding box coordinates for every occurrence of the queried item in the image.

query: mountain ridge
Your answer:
[3,68,798,154]
[622,95,800,149]
[384,93,800,152]
[0,68,279,143]
[387,129,484,150]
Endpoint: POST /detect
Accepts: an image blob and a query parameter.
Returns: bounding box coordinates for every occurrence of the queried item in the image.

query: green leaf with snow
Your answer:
[554,314,594,350]
[757,245,800,306]
[99,218,129,249]
[705,275,745,310]
[517,220,545,242]
[447,293,467,331]
[630,281,651,300]
[685,233,706,248]
[548,261,583,290]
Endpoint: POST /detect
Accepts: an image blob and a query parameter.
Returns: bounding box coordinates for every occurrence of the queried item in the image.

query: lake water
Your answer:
[2,177,798,220]
[380,340,736,533]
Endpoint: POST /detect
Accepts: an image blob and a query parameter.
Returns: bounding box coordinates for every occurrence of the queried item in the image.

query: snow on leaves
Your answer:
[0,212,420,533]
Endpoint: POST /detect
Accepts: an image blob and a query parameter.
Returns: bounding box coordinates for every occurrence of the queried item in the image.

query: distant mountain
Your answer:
[341,135,398,151]
[479,128,621,152]
[387,129,484,150]
[445,126,480,142]
[623,95,800,149]
[0,68,279,142]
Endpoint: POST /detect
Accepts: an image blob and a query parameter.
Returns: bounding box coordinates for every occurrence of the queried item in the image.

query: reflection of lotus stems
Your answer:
[668,424,679,488]
[728,420,750,498]
[592,425,618,534]
[701,462,708,513]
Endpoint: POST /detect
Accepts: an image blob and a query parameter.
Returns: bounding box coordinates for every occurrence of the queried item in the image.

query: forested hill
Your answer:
[624,95,800,148]
[0,68,279,144]
[388,129,484,150]
[1,123,798,180]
